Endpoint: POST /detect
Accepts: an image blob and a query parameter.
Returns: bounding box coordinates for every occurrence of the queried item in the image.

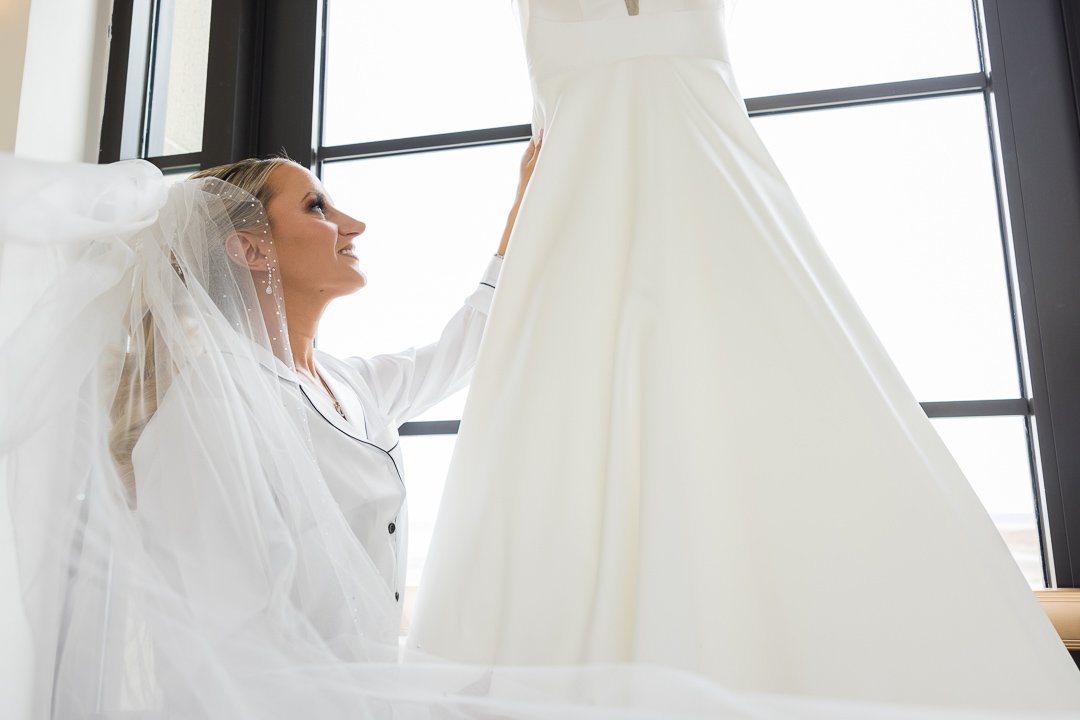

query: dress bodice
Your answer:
[515,0,729,24]
[515,0,733,82]
[513,0,738,133]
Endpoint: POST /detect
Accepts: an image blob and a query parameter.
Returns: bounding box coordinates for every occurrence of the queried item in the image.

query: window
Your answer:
[100,0,210,172]
[729,0,981,96]
[100,0,1080,593]
[145,0,211,157]
[322,2,531,144]
[749,89,1042,582]
[315,0,1044,591]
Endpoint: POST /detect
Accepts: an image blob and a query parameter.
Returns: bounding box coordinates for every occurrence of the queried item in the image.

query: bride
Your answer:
[178,151,537,628]
[1,153,1076,719]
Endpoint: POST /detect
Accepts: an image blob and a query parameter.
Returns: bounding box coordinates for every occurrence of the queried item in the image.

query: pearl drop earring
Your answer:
[264,234,275,295]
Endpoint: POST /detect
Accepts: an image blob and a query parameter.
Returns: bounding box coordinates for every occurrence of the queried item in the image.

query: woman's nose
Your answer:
[338,215,366,237]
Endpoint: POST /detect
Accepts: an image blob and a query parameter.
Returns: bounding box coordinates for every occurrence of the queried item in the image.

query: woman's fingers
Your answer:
[529,131,544,160]
[528,129,544,155]
[518,130,544,190]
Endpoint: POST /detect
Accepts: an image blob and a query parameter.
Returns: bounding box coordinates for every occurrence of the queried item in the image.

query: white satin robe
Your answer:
[297,255,502,610]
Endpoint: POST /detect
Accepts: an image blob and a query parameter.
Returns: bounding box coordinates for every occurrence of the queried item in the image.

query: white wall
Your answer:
[0,7,37,715]
[2,3,113,718]
[0,0,33,153]
[10,0,112,162]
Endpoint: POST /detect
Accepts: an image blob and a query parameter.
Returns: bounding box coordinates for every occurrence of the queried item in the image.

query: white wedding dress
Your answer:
[408,0,1080,713]
[15,158,1073,720]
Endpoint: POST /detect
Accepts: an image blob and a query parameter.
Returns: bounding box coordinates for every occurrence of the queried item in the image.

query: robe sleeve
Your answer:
[342,255,503,426]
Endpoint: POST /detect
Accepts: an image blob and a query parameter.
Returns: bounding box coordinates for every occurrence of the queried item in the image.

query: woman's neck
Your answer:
[282,295,328,377]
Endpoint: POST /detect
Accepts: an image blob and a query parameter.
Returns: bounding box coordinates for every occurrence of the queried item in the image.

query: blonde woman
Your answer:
[1,149,556,716]
[179,148,538,619]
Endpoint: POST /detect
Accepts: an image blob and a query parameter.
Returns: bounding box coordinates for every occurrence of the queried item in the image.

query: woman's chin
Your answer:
[343,261,366,286]
[317,276,367,300]
[346,272,367,294]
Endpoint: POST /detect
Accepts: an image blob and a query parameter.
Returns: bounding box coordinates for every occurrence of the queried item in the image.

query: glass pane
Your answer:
[752,95,1020,402]
[398,434,457,589]
[729,0,980,98]
[323,0,532,145]
[397,433,457,630]
[146,0,211,156]
[317,143,526,421]
[931,416,1043,588]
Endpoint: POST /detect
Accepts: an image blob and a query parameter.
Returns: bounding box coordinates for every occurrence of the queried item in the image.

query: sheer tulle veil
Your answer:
[0,155,1075,719]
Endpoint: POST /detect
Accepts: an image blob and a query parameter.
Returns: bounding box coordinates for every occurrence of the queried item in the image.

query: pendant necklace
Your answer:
[302,368,347,420]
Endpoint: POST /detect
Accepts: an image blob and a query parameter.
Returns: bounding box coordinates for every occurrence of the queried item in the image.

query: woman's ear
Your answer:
[224,231,270,272]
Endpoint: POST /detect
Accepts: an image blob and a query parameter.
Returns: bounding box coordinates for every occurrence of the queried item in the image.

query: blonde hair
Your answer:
[189,156,295,208]
[110,157,294,505]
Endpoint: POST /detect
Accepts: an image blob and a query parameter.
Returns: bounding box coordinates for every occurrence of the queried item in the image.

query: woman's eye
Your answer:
[309,200,326,215]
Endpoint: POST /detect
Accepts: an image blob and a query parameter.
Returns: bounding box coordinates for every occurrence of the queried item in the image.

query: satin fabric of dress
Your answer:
[407,0,1080,712]
[3,154,1079,718]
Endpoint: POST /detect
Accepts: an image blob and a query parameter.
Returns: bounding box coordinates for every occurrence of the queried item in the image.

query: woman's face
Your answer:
[265,163,367,303]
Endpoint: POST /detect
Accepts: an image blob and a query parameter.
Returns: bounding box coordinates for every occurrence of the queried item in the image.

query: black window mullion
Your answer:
[144,152,202,173]
[1062,0,1080,135]
[199,0,320,169]
[99,0,133,163]
[200,0,263,167]
[400,421,462,437]
[745,73,987,116]
[100,0,156,163]
[980,0,1080,588]
[319,75,989,164]
[321,125,533,163]
[143,0,173,158]
[253,0,321,167]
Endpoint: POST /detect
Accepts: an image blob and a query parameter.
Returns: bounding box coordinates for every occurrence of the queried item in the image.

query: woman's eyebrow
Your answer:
[303,189,335,207]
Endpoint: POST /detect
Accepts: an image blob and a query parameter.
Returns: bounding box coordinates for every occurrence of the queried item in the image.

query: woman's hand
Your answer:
[515,129,543,203]
[497,130,543,257]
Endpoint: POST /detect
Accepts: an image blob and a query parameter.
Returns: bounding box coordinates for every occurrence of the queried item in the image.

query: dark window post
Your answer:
[100,0,154,162]
[255,0,321,166]
[981,0,1080,587]
[200,0,263,167]
[200,0,320,170]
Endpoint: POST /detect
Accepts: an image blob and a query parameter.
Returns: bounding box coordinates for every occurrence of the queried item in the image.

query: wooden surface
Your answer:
[1035,589,1080,650]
